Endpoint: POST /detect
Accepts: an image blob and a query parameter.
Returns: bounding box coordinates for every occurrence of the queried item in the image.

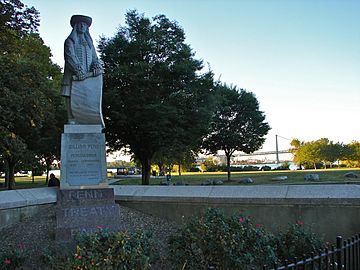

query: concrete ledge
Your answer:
[113,184,360,204]
[0,187,57,210]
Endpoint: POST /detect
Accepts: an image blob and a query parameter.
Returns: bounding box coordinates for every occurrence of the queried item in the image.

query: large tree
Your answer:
[29,69,66,183]
[202,84,270,181]
[0,0,62,189]
[99,10,215,185]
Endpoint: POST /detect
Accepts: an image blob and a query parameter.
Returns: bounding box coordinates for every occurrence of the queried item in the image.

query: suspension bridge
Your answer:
[233,135,292,163]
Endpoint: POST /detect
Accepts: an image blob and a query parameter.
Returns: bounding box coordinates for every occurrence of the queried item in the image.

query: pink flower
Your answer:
[239,217,245,223]
[255,223,263,228]
[75,255,82,260]
[296,220,304,225]
[4,259,11,265]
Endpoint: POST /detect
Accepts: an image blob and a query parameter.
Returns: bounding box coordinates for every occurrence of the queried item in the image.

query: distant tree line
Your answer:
[290,138,360,169]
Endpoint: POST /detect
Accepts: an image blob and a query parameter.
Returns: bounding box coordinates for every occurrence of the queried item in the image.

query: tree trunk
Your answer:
[31,167,35,183]
[226,154,231,181]
[141,157,151,185]
[178,163,181,176]
[157,163,163,175]
[314,162,317,170]
[4,159,9,188]
[7,159,16,190]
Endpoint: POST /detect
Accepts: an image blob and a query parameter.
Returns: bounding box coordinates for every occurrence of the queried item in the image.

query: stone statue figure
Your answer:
[61,15,105,127]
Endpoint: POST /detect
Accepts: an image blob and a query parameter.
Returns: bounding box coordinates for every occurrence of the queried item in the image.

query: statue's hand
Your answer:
[74,65,86,80]
[76,71,86,81]
[91,61,103,77]
[92,68,103,77]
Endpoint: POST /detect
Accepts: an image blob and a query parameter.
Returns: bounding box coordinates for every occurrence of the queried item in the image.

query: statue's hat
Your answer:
[70,15,92,27]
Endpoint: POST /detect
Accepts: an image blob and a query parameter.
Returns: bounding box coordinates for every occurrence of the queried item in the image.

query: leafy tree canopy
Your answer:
[202,83,270,180]
[290,138,346,169]
[0,0,39,54]
[0,0,63,188]
[99,10,216,184]
[342,141,360,167]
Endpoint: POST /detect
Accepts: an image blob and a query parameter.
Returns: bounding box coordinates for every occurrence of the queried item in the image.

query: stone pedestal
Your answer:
[57,124,120,241]
[60,125,107,188]
[56,188,121,241]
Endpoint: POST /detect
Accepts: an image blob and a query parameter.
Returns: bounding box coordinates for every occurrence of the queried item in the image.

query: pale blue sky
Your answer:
[24,0,360,154]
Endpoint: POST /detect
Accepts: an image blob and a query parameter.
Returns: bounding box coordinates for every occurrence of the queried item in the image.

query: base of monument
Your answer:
[60,124,107,188]
[55,188,121,242]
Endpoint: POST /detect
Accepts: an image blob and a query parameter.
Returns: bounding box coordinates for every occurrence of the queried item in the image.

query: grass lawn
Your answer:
[0,176,47,190]
[111,168,360,186]
[1,168,359,190]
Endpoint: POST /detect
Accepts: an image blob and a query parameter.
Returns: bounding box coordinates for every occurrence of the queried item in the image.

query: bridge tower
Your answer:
[275,134,280,164]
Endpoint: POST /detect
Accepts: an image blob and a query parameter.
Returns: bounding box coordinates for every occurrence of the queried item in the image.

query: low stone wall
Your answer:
[0,187,57,229]
[113,185,360,241]
[1,185,360,241]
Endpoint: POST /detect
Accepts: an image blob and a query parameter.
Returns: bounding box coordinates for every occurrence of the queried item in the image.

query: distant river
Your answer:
[232,162,298,170]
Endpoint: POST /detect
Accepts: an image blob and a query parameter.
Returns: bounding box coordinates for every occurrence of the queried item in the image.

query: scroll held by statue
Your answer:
[71,74,105,127]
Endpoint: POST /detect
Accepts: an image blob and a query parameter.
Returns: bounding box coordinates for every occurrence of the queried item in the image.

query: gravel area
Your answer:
[0,204,179,269]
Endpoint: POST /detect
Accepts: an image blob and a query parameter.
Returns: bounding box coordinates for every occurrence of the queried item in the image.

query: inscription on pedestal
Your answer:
[56,188,121,242]
[66,137,103,183]
[63,205,117,218]
[57,188,114,206]
[61,131,107,187]
[68,189,104,200]
[69,226,122,238]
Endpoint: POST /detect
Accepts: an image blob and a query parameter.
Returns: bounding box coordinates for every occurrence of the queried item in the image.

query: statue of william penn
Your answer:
[61,15,105,128]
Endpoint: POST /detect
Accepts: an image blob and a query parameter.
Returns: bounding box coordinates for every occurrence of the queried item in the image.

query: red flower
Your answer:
[4,259,11,265]
[255,223,263,228]
[296,220,304,225]
[239,217,245,223]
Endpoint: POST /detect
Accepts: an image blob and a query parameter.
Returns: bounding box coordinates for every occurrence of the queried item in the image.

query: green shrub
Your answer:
[43,229,155,270]
[275,221,325,262]
[0,245,26,270]
[168,208,276,270]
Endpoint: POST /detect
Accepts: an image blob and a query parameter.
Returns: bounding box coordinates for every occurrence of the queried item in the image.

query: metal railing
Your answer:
[260,234,360,270]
